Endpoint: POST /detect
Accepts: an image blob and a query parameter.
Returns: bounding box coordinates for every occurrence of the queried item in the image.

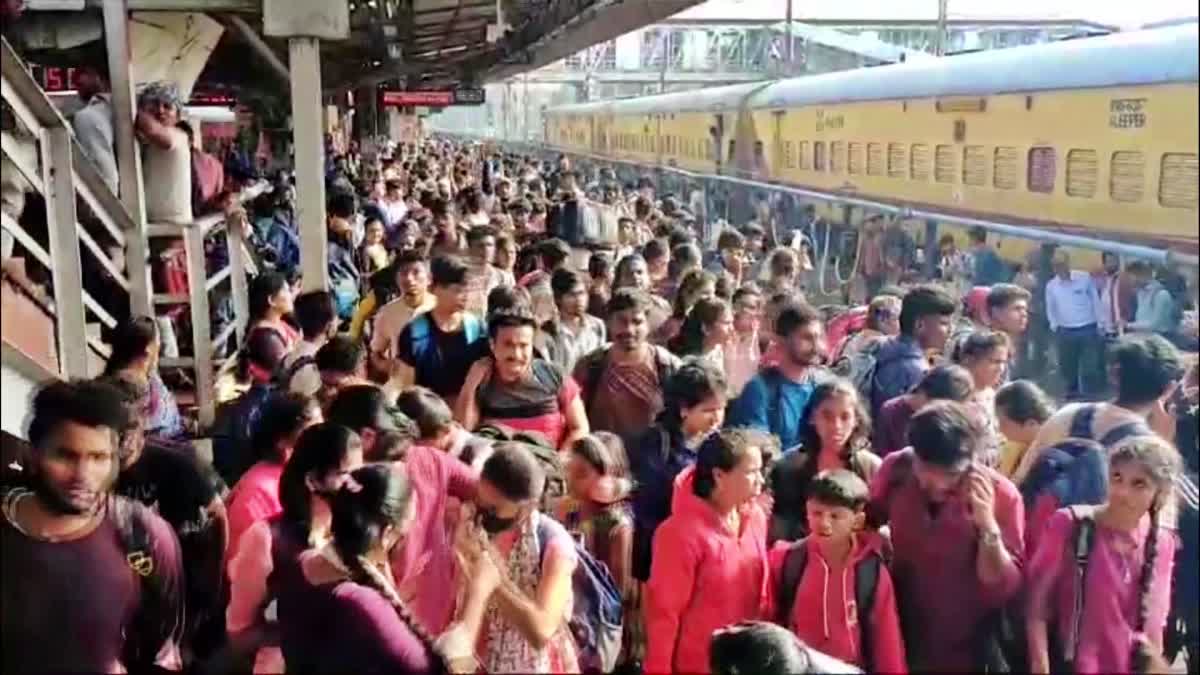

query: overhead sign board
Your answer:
[380,88,486,108]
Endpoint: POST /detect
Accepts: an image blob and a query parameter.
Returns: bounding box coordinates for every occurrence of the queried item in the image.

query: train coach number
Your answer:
[816,110,844,132]
[1109,98,1147,129]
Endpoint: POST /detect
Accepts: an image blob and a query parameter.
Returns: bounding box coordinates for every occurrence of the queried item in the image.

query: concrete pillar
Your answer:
[102,0,152,318]
[289,37,329,292]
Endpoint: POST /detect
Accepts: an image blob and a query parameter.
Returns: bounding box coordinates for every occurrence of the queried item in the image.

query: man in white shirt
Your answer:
[380,178,408,229]
[1044,251,1104,400]
[72,66,118,194]
[370,249,435,378]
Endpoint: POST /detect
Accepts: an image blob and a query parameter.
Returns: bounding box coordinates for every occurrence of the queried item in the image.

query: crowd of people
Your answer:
[2,135,1198,675]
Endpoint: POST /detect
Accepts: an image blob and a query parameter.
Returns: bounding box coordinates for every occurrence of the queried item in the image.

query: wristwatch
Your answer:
[979,527,1003,548]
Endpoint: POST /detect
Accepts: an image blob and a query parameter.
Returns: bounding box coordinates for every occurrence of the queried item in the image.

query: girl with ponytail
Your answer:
[1026,436,1181,674]
[280,463,488,674]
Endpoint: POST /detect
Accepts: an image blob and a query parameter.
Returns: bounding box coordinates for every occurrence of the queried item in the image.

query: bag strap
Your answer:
[855,553,883,673]
[1099,421,1151,448]
[1065,505,1097,671]
[776,541,809,625]
[1067,404,1099,440]
[277,354,317,388]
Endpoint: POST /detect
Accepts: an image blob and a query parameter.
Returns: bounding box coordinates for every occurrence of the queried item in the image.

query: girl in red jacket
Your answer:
[768,469,907,673]
[644,427,772,674]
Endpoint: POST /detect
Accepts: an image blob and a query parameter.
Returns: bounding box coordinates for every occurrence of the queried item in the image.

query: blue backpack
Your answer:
[1020,404,1148,513]
[405,312,484,375]
[535,514,623,673]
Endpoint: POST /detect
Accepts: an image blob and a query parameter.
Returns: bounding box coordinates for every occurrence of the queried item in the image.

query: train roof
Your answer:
[544,23,1198,117]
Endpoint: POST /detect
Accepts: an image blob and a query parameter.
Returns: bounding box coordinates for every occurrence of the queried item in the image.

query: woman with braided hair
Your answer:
[1025,436,1181,674]
[279,463,490,673]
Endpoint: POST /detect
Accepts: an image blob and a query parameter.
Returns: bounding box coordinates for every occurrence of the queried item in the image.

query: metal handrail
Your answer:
[448,132,1200,269]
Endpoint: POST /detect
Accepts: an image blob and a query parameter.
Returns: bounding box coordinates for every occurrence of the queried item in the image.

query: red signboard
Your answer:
[381,90,453,107]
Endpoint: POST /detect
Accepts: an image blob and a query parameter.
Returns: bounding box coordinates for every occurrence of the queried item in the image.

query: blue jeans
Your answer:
[1056,323,1103,400]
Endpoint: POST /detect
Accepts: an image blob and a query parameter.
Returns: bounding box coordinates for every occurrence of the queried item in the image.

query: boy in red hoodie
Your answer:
[768,470,907,673]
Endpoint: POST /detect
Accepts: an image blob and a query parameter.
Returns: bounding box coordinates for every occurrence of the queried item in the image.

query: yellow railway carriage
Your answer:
[545,25,1199,264]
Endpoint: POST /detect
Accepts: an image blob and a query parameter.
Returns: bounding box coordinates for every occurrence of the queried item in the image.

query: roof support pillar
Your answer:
[102,0,152,318]
[289,36,329,292]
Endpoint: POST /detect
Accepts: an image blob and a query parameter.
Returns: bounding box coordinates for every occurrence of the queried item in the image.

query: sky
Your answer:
[669,0,1200,30]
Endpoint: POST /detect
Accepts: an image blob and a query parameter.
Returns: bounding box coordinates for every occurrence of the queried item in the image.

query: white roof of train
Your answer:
[545,24,1198,117]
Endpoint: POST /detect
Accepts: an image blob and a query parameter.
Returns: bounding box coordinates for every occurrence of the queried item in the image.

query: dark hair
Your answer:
[732,284,762,308]
[899,285,957,336]
[429,255,469,287]
[570,432,630,481]
[279,423,361,542]
[670,296,730,356]
[606,287,652,317]
[968,226,988,244]
[103,316,158,375]
[717,229,746,252]
[865,295,902,332]
[954,330,1010,365]
[249,271,289,323]
[642,238,668,263]
[668,243,703,280]
[466,225,497,246]
[710,621,814,675]
[28,379,132,450]
[673,269,716,319]
[1126,260,1153,277]
[293,291,337,340]
[481,441,546,503]
[659,358,728,433]
[798,378,871,457]
[1110,334,1184,406]
[316,335,364,375]
[327,463,448,671]
[806,469,869,511]
[393,387,453,440]
[774,301,821,338]
[914,364,975,401]
[994,380,1054,424]
[488,307,537,339]
[587,252,612,280]
[251,392,317,463]
[551,268,586,299]
[987,283,1031,316]
[487,284,532,316]
[742,224,765,240]
[539,238,571,270]
[326,384,415,440]
[327,191,357,219]
[907,401,982,468]
[694,428,762,499]
[393,248,428,271]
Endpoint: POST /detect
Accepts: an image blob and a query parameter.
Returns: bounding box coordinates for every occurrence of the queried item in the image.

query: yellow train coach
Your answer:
[545,24,1199,261]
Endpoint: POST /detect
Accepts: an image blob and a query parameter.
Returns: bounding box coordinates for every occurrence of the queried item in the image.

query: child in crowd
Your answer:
[768,470,907,673]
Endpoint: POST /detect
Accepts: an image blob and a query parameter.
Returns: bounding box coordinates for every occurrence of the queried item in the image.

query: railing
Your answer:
[454,132,1200,270]
[1,35,263,429]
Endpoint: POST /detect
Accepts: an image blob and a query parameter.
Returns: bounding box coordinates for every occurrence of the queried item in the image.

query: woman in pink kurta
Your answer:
[1026,437,1180,674]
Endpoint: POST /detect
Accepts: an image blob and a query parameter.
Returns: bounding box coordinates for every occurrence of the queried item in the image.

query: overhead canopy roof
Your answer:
[19,0,705,91]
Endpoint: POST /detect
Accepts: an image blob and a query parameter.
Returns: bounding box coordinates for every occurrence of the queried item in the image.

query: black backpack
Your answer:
[775,539,885,672]
[474,425,565,511]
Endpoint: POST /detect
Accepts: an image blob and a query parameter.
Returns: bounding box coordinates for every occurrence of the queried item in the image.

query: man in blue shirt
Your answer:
[870,285,958,418]
[727,301,828,450]
[969,226,1012,286]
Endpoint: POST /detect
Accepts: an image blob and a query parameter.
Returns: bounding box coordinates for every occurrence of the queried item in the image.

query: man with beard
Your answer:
[2,379,185,674]
[727,301,830,451]
[574,288,681,445]
[867,401,1023,671]
[457,308,590,450]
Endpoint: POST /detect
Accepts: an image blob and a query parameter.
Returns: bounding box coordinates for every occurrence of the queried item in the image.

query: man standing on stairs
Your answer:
[73,64,118,194]
[1,379,186,674]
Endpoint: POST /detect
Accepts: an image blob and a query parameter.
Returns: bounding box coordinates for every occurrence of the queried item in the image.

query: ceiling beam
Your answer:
[83,0,260,11]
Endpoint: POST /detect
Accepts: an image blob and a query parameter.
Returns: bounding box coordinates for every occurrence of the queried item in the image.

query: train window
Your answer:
[888,143,908,178]
[798,142,812,170]
[963,146,987,186]
[784,141,795,169]
[832,141,847,174]
[728,140,737,163]
[993,147,1018,190]
[935,145,958,184]
[867,143,885,176]
[911,144,931,180]
[814,142,827,171]
[1028,146,1056,193]
[1159,153,1198,209]
[1066,149,1098,198]
[845,142,861,174]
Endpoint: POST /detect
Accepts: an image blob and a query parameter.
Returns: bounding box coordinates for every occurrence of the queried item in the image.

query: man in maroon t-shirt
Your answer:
[868,400,1024,672]
[1,379,185,674]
